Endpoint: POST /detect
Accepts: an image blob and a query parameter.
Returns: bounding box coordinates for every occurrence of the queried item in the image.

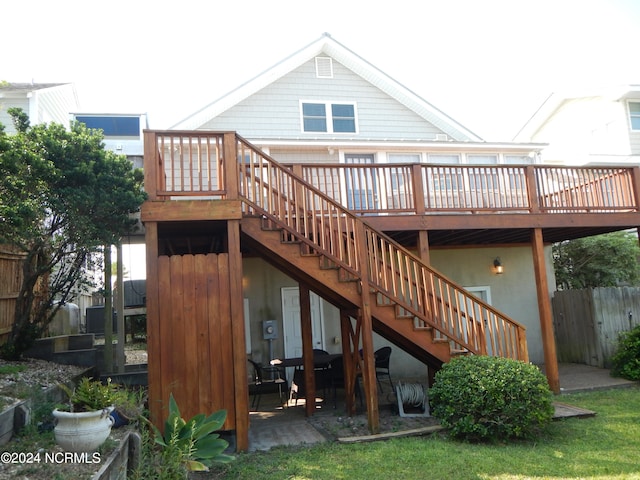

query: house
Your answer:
[513,85,640,165]
[0,82,81,342]
[0,82,78,134]
[71,112,147,169]
[142,34,640,450]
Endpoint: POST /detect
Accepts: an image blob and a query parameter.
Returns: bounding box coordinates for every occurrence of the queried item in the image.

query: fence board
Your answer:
[153,253,236,429]
[553,287,640,368]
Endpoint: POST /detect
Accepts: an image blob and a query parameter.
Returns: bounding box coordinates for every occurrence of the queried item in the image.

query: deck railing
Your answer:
[145,131,531,360]
[294,163,639,214]
[145,131,639,215]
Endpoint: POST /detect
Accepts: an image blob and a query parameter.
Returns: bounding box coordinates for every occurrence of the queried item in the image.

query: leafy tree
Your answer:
[0,108,146,359]
[553,231,640,290]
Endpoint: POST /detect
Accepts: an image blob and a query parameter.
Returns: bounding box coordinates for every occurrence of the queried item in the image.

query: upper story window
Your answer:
[467,154,498,165]
[629,102,640,130]
[301,101,357,133]
[75,115,141,137]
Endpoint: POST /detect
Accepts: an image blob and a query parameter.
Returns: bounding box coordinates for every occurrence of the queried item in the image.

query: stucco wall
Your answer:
[429,245,555,365]
[241,243,555,381]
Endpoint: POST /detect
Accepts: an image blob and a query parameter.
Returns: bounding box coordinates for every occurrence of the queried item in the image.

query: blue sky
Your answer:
[3,0,640,140]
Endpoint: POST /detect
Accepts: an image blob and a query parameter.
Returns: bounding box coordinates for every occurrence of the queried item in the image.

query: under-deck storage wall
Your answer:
[153,253,236,429]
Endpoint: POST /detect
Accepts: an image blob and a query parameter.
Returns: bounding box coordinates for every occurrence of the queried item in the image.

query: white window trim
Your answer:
[628,101,640,131]
[299,100,359,134]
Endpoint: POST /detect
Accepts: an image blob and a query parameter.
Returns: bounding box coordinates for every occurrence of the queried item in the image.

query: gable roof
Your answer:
[0,82,70,94]
[171,33,483,142]
[513,85,640,142]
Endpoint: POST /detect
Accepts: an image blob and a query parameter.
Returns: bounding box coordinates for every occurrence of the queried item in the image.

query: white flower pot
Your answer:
[53,407,114,453]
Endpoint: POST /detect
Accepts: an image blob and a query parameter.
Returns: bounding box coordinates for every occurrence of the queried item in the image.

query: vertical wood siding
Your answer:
[155,253,236,429]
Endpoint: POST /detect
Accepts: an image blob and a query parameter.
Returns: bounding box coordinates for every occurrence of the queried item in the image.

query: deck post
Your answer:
[299,284,317,416]
[228,218,249,451]
[355,223,379,434]
[340,309,359,415]
[144,222,162,428]
[525,166,541,213]
[531,227,560,393]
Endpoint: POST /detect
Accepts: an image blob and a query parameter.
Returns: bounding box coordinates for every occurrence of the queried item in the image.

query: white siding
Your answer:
[200,58,445,141]
[531,96,638,164]
[0,98,29,134]
[35,85,78,126]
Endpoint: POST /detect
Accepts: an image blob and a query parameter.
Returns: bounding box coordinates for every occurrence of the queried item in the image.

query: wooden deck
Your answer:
[141,130,640,451]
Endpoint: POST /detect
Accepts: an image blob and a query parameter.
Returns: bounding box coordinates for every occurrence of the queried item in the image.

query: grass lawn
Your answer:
[204,386,640,480]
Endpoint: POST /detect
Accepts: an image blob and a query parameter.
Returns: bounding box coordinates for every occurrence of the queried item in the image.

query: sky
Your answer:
[4,0,640,142]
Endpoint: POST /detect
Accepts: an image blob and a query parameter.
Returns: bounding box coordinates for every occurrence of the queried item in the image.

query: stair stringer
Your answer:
[241,216,454,367]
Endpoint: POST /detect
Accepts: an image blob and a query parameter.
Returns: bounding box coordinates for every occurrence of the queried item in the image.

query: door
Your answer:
[344,154,378,211]
[281,287,325,380]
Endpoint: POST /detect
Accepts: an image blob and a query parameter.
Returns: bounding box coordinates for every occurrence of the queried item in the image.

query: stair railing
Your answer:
[234,135,528,361]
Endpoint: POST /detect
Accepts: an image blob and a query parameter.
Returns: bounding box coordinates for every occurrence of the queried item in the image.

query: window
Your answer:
[504,155,533,165]
[301,101,357,133]
[74,115,140,137]
[467,154,498,165]
[629,102,640,130]
[427,154,460,164]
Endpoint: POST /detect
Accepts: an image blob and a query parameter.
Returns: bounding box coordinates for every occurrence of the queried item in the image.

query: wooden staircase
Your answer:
[235,136,528,368]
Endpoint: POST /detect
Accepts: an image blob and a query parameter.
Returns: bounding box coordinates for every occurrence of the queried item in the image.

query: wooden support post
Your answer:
[531,228,560,394]
[228,219,249,451]
[417,230,430,265]
[144,222,162,429]
[340,310,357,415]
[115,242,126,373]
[355,223,379,434]
[299,284,316,416]
[143,131,158,201]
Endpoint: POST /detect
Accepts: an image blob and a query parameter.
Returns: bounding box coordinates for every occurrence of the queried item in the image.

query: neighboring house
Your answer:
[142,34,640,450]
[0,82,78,134]
[70,113,148,337]
[513,85,640,165]
[0,82,84,341]
[71,112,148,169]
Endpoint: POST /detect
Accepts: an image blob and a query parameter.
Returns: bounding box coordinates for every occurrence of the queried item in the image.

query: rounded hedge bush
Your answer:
[611,324,640,380]
[430,356,554,442]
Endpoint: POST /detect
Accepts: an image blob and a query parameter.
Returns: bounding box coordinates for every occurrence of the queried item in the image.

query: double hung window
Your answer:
[301,102,357,133]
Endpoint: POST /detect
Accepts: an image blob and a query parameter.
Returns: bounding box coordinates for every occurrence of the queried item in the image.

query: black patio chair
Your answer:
[247,359,287,410]
[374,346,394,392]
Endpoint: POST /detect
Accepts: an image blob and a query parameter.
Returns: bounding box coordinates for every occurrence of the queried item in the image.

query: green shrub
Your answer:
[611,324,640,380]
[430,356,554,442]
[138,393,234,479]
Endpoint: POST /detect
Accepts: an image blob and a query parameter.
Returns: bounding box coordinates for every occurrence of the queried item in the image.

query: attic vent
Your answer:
[315,57,333,78]
[435,133,449,141]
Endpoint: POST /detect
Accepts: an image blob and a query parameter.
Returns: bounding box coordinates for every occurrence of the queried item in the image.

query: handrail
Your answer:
[233,134,528,360]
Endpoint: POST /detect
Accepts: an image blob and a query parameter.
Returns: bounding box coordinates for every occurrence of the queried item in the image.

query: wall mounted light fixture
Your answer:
[493,257,504,274]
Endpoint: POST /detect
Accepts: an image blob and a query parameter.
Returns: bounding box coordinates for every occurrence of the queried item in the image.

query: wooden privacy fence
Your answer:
[0,247,23,340]
[0,247,48,344]
[552,287,640,368]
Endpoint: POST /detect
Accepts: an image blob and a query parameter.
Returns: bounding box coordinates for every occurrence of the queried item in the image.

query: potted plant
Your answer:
[111,387,145,428]
[53,377,117,453]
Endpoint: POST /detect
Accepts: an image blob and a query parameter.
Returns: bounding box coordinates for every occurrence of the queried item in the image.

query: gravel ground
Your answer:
[0,347,145,480]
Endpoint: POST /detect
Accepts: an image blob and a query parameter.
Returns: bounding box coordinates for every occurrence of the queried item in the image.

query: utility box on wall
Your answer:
[262,320,278,340]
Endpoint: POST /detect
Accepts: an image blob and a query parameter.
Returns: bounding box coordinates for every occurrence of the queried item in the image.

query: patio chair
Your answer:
[248,359,287,410]
[374,347,394,392]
